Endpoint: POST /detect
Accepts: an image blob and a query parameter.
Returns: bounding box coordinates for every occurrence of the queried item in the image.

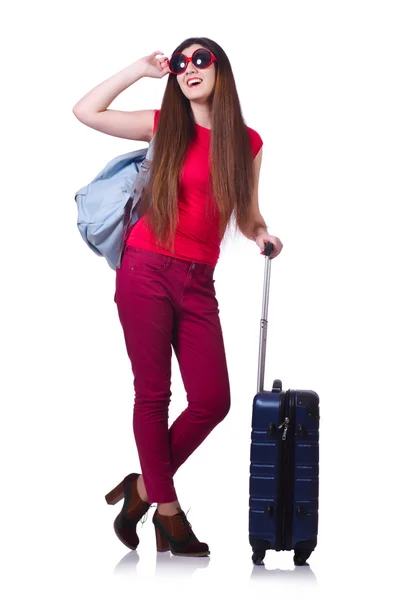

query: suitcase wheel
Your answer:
[293,549,312,566]
[252,549,266,565]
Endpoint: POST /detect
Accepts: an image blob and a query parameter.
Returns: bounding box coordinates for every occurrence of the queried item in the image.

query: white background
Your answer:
[2,0,396,597]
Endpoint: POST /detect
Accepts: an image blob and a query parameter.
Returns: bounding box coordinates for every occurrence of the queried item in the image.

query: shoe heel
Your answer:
[105,480,124,505]
[154,523,170,552]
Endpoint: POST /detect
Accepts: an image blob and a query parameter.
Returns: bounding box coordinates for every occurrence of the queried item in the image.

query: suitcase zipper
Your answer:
[281,393,289,550]
[276,391,295,551]
[275,392,286,551]
[283,392,296,550]
[279,417,289,440]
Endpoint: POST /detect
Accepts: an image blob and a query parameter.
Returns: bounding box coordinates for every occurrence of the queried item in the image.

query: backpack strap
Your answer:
[146,132,155,160]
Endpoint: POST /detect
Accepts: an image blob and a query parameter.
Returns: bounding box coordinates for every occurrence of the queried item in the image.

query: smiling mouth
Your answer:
[187,79,203,87]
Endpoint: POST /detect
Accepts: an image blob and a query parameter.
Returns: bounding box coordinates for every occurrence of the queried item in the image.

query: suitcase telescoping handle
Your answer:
[257,242,274,394]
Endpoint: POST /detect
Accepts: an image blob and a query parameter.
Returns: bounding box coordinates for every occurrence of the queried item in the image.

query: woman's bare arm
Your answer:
[72,55,167,142]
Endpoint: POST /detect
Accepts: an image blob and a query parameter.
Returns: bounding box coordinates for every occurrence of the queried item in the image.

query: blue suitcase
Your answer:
[249,242,320,566]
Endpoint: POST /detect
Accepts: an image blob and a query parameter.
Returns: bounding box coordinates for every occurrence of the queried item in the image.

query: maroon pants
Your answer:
[114,245,231,503]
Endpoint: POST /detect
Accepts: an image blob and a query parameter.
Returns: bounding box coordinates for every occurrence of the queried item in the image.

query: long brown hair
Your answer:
[138,37,256,253]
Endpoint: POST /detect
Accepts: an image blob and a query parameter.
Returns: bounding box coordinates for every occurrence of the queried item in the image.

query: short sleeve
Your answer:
[247,126,263,159]
[153,109,161,135]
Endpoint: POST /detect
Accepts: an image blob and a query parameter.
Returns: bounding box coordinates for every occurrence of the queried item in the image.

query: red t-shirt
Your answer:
[126,109,263,266]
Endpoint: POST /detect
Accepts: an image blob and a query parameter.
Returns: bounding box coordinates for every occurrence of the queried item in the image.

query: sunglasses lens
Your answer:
[193,48,212,69]
[169,53,186,74]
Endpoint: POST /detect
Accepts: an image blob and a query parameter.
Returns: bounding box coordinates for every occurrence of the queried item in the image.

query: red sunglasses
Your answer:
[167,48,218,75]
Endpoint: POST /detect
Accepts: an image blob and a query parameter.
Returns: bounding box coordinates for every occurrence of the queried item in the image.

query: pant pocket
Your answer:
[127,250,167,272]
[130,260,167,272]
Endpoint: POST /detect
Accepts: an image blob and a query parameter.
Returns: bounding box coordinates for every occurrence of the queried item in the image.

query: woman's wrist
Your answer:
[254,225,268,238]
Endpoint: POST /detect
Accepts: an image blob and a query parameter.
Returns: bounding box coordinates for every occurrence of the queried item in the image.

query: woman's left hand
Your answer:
[255,231,283,259]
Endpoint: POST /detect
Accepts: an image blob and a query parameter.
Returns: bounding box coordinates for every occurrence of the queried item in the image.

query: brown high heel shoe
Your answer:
[153,508,210,557]
[105,473,152,550]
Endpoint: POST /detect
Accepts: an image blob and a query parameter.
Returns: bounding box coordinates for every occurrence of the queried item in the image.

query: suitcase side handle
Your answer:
[257,242,274,393]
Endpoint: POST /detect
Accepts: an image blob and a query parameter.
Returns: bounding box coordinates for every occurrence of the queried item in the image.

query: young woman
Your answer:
[73,37,283,558]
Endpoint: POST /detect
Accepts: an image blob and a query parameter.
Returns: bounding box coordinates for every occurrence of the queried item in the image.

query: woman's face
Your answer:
[175,44,217,103]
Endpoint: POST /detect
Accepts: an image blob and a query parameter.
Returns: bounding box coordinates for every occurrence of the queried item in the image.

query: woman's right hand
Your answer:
[139,50,171,79]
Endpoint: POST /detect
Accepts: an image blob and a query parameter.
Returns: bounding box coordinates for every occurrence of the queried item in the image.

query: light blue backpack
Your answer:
[75,135,155,270]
